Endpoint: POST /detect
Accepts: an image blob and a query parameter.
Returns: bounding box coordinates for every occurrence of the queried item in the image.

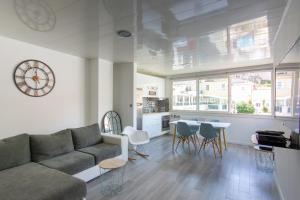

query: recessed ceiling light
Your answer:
[117,30,132,38]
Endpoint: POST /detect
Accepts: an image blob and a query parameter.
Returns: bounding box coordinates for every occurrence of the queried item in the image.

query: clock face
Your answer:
[14,60,55,97]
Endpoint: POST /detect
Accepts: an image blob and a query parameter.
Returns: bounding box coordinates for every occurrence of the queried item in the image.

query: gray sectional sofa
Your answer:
[0,123,128,200]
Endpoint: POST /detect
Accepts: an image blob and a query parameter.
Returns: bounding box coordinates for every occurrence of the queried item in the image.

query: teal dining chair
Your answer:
[198,123,220,158]
[175,122,198,153]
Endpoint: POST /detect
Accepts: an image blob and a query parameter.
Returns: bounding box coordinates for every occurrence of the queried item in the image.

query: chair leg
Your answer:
[199,138,206,153]
[212,141,217,159]
[195,134,201,146]
[134,145,149,158]
[214,139,220,156]
[191,135,197,153]
[203,139,207,150]
[135,150,149,158]
[175,138,182,152]
[187,137,191,154]
[182,137,185,150]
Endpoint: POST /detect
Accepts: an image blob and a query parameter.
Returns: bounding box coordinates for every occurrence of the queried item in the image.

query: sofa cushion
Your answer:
[70,123,102,149]
[30,129,74,162]
[38,151,95,175]
[78,143,122,164]
[0,162,86,200]
[0,134,31,171]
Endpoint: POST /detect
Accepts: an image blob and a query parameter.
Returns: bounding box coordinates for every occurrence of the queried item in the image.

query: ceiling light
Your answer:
[117,30,132,38]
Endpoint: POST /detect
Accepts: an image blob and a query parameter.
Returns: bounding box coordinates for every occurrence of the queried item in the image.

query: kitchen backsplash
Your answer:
[143,97,169,113]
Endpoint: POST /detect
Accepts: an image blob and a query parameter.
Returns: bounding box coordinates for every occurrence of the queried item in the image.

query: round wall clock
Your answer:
[13,60,55,97]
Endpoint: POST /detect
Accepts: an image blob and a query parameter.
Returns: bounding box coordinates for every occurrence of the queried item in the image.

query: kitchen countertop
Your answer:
[142,112,170,115]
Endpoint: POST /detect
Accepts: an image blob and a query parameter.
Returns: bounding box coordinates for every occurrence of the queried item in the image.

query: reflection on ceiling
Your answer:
[280,38,300,65]
[0,0,287,76]
[14,0,56,32]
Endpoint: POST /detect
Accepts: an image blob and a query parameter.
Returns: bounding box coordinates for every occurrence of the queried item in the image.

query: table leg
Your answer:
[172,124,176,152]
[222,128,227,150]
[218,129,223,157]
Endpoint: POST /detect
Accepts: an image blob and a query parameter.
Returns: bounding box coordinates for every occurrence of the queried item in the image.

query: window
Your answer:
[171,68,300,118]
[275,71,294,116]
[275,69,300,117]
[199,78,228,111]
[230,71,272,115]
[172,80,197,110]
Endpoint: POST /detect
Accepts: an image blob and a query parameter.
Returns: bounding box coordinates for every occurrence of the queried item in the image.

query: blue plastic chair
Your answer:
[176,122,198,153]
[199,123,219,158]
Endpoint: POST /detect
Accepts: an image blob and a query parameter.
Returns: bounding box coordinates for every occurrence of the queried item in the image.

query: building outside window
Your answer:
[230,71,272,115]
[199,78,228,111]
[172,80,197,110]
[171,68,299,118]
[275,71,294,116]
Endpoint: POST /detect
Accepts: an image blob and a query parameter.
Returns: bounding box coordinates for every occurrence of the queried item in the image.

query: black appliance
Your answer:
[256,130,287,147]
[162,115,170,131]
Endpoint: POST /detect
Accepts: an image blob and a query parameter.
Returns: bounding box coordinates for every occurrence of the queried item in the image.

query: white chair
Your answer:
[122,126,150,159]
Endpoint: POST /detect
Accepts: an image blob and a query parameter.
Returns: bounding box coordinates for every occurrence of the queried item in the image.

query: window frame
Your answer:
[170,67,299,119]
[274,67,300,118]
[198,76,229,113]
[171,79,198,111]
[228,69,273,116]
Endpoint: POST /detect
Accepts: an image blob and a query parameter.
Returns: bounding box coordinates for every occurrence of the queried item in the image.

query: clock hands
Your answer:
[24,76,48,80]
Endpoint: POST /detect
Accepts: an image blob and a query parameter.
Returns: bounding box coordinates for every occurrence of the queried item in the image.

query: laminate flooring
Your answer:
[86,135,280,200]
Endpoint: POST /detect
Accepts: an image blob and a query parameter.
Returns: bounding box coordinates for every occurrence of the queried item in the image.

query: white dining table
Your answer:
[170,120,231,157]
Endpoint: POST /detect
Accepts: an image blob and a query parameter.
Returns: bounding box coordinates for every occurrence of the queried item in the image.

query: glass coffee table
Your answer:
[99,158,127,196]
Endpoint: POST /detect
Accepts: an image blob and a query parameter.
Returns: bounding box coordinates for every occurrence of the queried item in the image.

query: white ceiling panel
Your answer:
[0,0,287,76]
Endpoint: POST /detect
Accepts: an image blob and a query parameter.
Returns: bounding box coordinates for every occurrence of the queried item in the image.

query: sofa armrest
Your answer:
[101,133,128,161]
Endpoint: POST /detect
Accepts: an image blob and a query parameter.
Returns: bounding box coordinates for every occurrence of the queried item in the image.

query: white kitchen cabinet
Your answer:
[142,112,170,138]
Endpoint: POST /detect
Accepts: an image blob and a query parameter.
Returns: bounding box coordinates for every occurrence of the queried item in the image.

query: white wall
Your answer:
[98,59,113,122]
[136,73,166,97]
[0,36,89,138]
[86,59,99,124]
[86,58,114,128]
[113,63,136,127]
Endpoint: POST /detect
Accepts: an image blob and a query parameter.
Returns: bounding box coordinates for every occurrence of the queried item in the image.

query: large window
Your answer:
[172,80,197,110]
[230,71,272,115]
[275,71,294,116]
[275,69,300,117]
[171,68,300,118]
[199,78,228,111]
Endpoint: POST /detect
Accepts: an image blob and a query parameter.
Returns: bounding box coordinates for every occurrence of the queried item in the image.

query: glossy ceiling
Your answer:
[0,0,286,76]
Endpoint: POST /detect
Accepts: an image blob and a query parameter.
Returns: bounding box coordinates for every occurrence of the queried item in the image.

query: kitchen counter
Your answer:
[143,112,170,115]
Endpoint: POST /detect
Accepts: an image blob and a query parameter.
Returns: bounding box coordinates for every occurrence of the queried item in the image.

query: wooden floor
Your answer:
[86,135,280,200]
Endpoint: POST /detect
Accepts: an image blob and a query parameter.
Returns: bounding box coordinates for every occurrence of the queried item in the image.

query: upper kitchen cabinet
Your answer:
[136,73,166,98]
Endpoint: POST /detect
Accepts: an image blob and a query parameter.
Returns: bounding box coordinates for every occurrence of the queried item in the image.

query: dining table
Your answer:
[169,120,231,157]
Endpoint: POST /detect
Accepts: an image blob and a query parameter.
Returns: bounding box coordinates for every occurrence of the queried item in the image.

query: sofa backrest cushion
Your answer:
[30,129,74,162]
[0,134,31,171]
[70,123,102,149]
